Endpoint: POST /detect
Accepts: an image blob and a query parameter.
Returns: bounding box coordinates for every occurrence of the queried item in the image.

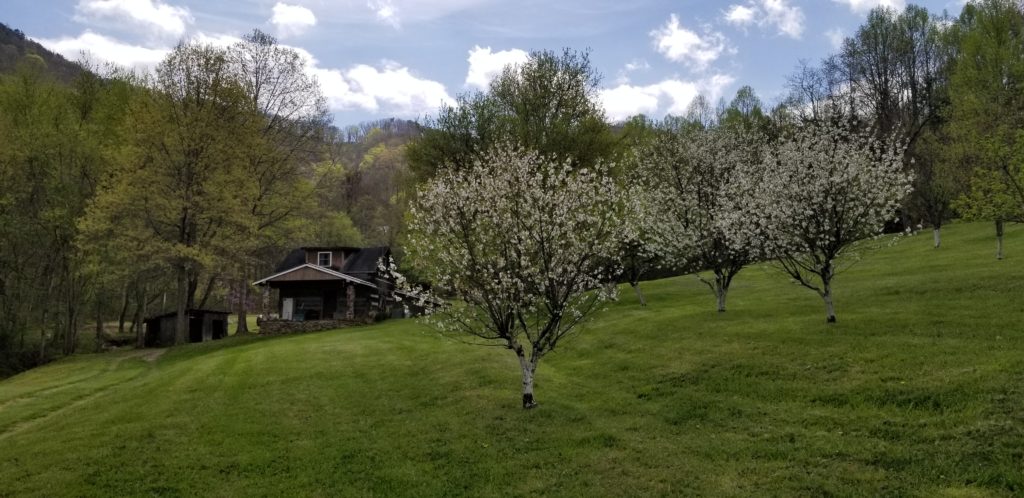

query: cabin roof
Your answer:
[271,246,390,276]
[252,263,377,288]
[340,246,389,274]
[273,248,307,273]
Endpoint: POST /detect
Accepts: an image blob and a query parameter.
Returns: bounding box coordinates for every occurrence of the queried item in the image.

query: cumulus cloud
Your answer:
[598,74,735,122]
[833,0,906,14]
[725,5,758,25]
[369,0,400,28]
[35,28,450,118]
[724,0,805,39]
[192,32,244,48]
[465,45,529,89]
[285,48,453,117]
[271,3,317,38]
[614,58,651,85]
[651,14,732,71]
[74,0,193,38]
[35,30,170,71]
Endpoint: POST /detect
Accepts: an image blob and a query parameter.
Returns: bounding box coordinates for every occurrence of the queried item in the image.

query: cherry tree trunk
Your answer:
[516,349,539,409]
[715,272,729,313]
[933,228,941,249]
[631,282,647,306]
[822,284,836,324]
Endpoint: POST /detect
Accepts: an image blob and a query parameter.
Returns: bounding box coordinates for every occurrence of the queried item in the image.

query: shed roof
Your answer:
[144,309,230,322]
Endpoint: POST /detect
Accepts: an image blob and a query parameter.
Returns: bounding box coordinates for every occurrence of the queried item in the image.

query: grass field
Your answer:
[1,221,1022,497]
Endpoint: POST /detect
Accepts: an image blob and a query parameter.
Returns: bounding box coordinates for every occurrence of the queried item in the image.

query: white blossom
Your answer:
[632,124,768,311]
[388,144,628,407]
[740,119,912,322]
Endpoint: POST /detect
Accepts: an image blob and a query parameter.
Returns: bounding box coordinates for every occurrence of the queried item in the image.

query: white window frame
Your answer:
[317,251,332,267]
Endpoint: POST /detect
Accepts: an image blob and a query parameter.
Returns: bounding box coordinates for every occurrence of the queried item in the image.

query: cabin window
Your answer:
[317,251,332,267]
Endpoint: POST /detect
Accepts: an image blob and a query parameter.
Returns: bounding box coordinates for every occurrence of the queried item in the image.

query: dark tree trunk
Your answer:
[175,265,188,345]
[135,283,147,349]
[996,220,1005,260]
[64,303,78,355]
[186,272,199,310]
[39,309,48,363]
[118,283,129,336]
[235,276,249,336]
[196,275,217,310]
[94,297,104,352]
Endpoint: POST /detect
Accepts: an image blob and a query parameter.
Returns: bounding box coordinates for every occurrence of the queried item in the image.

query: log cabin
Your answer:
[253,246,401,323]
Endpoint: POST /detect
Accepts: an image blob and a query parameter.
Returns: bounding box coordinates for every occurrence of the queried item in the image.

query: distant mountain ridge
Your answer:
[0,22,83,83]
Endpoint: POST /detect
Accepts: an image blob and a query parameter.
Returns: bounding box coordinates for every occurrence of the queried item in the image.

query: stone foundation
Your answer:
[256,318,370,335]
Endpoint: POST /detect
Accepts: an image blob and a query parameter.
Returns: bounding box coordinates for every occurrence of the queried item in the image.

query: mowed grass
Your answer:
[1,221,1022,497]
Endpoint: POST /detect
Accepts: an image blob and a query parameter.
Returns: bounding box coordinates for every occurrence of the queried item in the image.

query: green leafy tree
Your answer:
[406,48,616,179]
[226,30,330,335]
[81,42,256,345]
[946,0,1024,227]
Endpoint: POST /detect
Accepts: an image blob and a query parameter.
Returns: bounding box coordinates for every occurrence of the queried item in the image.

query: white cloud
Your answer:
[36,28,450,118]
[286,48,453,117]
[271,3,317,38]
[465,45,529,89]
[725,5,758,25]
[74,0,193,38]
[833,0,906,14]
[826,27,845,49]
[651,14,732,71]
[35,30,170,71]
[369,0,401,28]
[598,74,735,122]
[615,59,651,85]
[724,0,805,39]
[192,32,244,48]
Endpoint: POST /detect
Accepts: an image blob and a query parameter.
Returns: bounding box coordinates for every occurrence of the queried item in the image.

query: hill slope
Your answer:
[1,221,1022,496]
[0,22,83,82]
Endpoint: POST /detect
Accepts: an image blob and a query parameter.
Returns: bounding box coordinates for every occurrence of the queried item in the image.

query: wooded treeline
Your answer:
[1,0,1022,377]
[0,30,419,375]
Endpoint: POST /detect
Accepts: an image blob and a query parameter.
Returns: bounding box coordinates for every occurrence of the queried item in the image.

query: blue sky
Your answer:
[4,0,965,127]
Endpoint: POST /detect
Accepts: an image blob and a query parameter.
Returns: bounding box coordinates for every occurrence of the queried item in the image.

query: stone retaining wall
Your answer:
[257,318,370,335]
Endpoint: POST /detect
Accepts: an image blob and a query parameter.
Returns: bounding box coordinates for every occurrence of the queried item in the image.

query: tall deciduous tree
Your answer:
[227,29,329,336]
[947,0,1024,229]
[788,6,953,240]
[747,121,912,323]
[399,144,627,408]
[82,42,255,345]
[406,48,616,179]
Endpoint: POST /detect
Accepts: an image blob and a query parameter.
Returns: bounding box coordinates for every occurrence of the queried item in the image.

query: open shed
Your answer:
[144,309,229,347]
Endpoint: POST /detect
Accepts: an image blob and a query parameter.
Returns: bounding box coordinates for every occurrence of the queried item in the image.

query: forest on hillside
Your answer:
[1,0,1022,377]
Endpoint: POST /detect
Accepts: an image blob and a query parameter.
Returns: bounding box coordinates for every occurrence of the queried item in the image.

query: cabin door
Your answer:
[282,298,294,320]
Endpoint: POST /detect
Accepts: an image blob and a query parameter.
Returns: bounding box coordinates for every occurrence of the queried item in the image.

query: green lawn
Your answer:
[1,221,1022,497]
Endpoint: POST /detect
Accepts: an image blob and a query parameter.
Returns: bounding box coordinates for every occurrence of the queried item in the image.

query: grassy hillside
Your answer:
[1,221,1022,496]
